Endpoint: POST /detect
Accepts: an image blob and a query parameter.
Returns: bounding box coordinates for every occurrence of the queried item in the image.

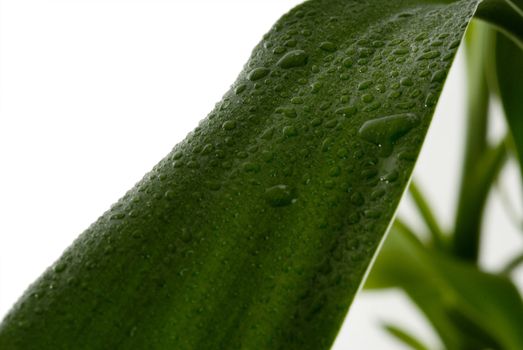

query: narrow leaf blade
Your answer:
[495,32,523,187]
[476,0,523,49]
[367,223,523,349]
[383,323,431,350]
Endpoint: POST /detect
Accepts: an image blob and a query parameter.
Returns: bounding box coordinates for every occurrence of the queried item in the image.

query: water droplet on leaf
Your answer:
[248,67,270,81]
[277,50,309,69]
[358,113,420,156]
[264,185,295,207]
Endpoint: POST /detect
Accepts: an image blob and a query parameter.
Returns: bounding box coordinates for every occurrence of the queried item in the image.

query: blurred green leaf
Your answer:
[495,32,523,187]
[409,181,446,249]
[476,0,523,49]
[367,222,523,349]
[382,323,431,350]
[445,307,501,349]
[452,21,495,263]
[501,252,523,275]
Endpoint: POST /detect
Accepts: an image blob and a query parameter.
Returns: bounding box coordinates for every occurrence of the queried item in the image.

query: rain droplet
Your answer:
[392,48,409,56]
[222,120,237,130]
[275,106,297,118]
[248,67,270,81]
[235,84,247,95]
[417,50,441,60]
[430,69,446,82]
[361,94,374,103]
[53,261,67,273]
[277,50,309,69]
[335,106,358,118]
[400,77,414,86]
[283,126,298,137]
[243,162,260,173]
[264,185,295,207]
[342,58,354,67]
[319,41,337,52]
[358,113,420,156]
[358,80,373,90]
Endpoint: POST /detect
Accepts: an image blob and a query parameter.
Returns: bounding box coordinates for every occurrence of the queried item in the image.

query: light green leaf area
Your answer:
[366,223,523,350]
[383,323,431,350]
[495,32,523,186]
[0,1,477,349]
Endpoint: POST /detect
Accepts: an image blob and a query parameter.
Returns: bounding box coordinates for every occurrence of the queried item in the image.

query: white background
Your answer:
[1,0,522,348]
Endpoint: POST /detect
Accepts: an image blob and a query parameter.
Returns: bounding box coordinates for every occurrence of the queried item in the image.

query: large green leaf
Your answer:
[495,32,523,187]
[0,1,478,349]
[367,223,523,349]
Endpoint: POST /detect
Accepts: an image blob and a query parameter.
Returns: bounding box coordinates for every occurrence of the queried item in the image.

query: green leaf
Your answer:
[452,20,498,263]
[382,323,431,350]
[475,0,523,49]
[367,222,523,350]
[0,1,478,349]
[409,180,446,248]
[495,32,523,188]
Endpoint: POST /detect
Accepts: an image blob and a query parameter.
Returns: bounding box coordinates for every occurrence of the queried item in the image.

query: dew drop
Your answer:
[358,80,373,90]
[350,192,364,206]
[222,120,237,130]
[243,162,260,173]
[325,119,338,128]
[248,67,270,81]
[329,166,341,177]
[361,94,374,103]
[53,261,67,273]
[260,128,274,140]
[392,48,409,56]
[311,118,323,127]
[400,77,414,86]
[364,209,381,218]
[342,58,354,67]
[335,106,358,118]
[380,170,399,183]
[235,84,247,95]
[283,125,298,137]
[264,185,295,207]
[277,49,309,69]
[275,106,297,118]
[319,41,337,52]
[358,113,420,156]
[424,92,438,107]
[430,69,446,82]
[417,50,441,60]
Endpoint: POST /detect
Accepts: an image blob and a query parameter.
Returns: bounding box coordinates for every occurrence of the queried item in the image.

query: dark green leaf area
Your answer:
[0,1,477,349]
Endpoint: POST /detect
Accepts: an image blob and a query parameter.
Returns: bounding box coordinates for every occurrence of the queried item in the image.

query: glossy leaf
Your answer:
[495,32,523,187]
[0,1,479,349]
[367,222,523,349]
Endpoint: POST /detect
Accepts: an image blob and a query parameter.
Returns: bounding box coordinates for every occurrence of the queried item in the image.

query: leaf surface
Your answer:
[0,1,478,349]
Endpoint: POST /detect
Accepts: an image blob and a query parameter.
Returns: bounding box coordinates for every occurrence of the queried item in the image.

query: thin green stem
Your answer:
[501,252,523,275]
[452,21,494,262]
[453,137,508,262]
[383,324,431,350]
[409,181,446,249]
[495,178,523,232]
